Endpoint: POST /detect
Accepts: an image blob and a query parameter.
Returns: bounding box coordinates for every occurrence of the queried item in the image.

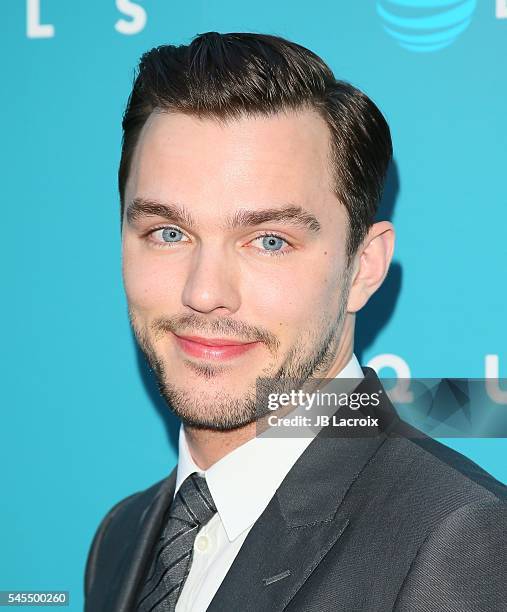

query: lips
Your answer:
[172,333,260,360]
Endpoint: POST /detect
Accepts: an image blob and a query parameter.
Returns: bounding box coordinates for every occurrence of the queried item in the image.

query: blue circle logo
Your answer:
[377,0,477,52]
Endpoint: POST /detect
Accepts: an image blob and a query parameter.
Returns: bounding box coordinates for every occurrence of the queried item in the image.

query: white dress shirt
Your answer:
[174,354,364,612]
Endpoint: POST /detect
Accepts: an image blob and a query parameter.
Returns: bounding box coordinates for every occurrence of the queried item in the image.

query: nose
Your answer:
[181,243,241,315]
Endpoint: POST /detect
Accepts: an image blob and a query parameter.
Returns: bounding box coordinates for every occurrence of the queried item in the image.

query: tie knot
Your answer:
[170,473,217,527]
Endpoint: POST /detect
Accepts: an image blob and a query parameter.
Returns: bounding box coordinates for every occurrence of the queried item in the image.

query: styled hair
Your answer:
[119,32,392,260]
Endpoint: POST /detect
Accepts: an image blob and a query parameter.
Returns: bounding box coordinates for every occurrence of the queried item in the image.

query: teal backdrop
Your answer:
[2,1,506,610]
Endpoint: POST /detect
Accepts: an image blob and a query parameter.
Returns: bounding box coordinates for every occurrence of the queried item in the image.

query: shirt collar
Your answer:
[175,353,363,541]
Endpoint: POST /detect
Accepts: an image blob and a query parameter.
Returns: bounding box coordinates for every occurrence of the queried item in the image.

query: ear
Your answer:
[347,221,395,313]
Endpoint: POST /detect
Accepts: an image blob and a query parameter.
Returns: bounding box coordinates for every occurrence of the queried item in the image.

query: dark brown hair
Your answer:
[119,32,392,260]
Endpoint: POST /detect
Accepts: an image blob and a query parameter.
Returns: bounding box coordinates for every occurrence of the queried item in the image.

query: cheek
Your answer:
[122,248,183,315]
[242,255,341,330]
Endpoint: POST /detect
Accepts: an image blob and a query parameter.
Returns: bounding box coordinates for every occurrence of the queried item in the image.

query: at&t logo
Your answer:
[376,0,478,52]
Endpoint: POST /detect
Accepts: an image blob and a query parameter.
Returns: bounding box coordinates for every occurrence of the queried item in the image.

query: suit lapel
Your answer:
[110,469,177,612]
[208,368,400,611]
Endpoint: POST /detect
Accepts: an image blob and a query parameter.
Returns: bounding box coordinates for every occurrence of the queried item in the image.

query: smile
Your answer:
[172,333,260,360]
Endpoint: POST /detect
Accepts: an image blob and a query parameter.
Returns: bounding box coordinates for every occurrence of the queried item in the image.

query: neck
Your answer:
[184,315,356,470]
[184,422,256,470]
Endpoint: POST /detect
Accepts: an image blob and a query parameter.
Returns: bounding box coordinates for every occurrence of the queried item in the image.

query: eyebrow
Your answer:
[126,198,195,228]
[125,197,321,234]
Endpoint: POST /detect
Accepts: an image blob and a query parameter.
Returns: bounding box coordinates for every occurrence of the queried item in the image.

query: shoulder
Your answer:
[382,419,506,505]
[374,424,507,608]
[393,494,506,610]
[84,474,174,603]
[362,420,506,553]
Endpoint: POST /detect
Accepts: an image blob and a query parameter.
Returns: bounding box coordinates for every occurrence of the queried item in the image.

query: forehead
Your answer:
[126,109,336,210]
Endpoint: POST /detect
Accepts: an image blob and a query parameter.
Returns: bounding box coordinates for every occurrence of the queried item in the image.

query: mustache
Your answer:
[149,312,281,354]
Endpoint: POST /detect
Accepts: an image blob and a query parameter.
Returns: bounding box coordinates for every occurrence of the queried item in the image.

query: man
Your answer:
[85,32,506,611]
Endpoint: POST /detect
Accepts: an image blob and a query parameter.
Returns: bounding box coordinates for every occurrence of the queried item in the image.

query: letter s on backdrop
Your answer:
[115,0,147,35]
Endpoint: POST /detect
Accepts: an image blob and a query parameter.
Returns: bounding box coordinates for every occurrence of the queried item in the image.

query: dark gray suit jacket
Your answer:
[84,368,507,611]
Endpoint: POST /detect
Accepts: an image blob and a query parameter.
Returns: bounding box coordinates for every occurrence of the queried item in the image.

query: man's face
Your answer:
[122,109,353,430]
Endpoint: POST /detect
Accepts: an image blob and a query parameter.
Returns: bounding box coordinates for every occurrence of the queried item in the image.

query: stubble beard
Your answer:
[129,269,352,432]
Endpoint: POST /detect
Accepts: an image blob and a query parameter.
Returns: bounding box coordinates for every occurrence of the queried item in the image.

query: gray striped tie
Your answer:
[136,473,217,612]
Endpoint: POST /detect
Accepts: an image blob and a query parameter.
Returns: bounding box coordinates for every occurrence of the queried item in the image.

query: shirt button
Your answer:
[195,534,210,553]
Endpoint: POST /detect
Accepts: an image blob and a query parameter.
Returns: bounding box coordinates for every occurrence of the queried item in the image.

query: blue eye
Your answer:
[161,228,184,242]
[261,235,286,251]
